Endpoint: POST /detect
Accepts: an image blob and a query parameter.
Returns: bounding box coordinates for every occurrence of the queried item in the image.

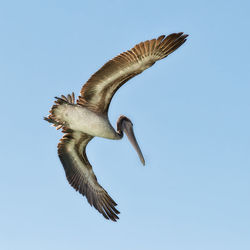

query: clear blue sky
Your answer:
[1,0,249,249]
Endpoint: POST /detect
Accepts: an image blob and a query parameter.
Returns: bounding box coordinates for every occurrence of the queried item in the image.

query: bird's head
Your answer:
[117,115,145,166]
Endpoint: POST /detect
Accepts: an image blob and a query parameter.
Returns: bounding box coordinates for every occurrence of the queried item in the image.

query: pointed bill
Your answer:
[122,121,145,166]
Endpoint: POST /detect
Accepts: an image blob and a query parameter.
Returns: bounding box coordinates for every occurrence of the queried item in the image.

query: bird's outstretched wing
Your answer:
[58,128,119,221]
[78,32,188,114]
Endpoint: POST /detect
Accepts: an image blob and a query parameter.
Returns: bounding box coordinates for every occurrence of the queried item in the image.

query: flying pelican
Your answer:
[45,32,188,221]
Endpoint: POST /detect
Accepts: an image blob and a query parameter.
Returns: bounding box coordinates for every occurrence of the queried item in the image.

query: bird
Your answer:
[44,32,188,221]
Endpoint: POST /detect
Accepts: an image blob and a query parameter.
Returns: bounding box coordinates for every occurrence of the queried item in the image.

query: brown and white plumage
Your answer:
[45,32,188,221]
[58,129,119,221]
[78,32,188,113]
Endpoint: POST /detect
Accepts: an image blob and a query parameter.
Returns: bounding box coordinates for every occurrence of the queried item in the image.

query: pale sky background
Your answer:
[1,1,250,250]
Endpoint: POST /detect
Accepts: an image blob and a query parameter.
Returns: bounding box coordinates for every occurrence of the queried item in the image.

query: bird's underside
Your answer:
[45,32,188,221]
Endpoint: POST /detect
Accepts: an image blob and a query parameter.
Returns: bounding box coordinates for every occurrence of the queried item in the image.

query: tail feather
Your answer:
[44,92,75,129]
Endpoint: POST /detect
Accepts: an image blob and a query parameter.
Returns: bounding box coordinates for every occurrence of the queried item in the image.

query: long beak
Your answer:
[122,121,145,166]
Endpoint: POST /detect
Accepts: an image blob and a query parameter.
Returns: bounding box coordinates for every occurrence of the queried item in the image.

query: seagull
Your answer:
[44,32,188,221]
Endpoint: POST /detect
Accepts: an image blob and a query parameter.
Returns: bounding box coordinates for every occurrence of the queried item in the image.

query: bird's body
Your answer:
[45,32,188,221]
[51,101,118,139]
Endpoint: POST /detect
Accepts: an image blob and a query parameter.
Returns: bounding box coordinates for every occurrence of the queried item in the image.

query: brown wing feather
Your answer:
[58,129,119,221]
[78,32,188,114]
